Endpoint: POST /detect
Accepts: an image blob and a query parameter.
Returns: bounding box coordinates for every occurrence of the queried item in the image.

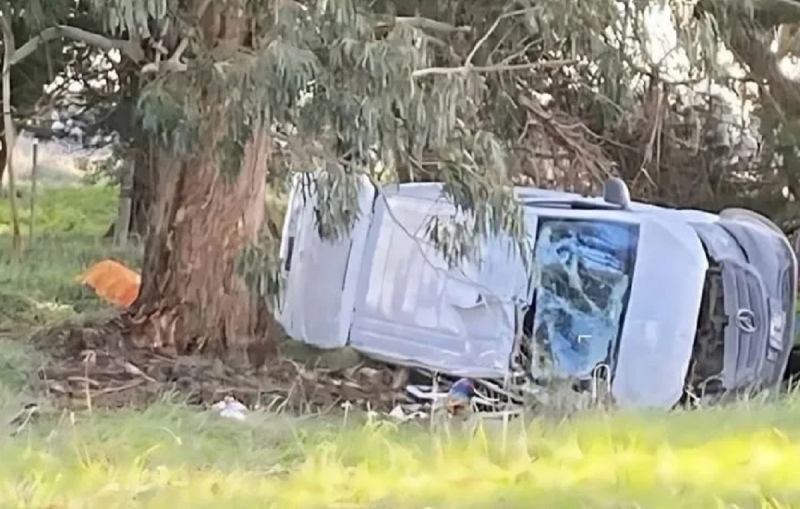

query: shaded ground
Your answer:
[0,184,416,415]
[29,315,411,413]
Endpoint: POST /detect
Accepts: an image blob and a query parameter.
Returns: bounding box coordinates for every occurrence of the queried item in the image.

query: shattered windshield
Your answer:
[529,217,639,378]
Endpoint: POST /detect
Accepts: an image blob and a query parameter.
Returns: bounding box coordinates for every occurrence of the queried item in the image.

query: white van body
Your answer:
[277,176,796,409]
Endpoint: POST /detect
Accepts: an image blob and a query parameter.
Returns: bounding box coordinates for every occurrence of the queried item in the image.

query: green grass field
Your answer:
[2,183,800,508]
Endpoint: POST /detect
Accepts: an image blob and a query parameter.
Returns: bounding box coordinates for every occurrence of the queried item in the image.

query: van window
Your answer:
[528,217,639,377]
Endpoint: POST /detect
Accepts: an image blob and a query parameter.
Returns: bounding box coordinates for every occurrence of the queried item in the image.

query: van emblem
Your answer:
[736,308,757,333]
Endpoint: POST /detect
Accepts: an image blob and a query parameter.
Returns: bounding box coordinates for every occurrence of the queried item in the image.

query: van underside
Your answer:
[686,217,798,401]
[785,347,800,385]
[685,261,727,397]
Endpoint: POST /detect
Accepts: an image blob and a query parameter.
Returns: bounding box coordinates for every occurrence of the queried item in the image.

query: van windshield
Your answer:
[528,217,639,377]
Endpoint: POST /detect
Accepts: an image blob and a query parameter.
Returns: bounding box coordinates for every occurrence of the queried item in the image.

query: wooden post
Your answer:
[28,139,37,244]
[113,161,133,247]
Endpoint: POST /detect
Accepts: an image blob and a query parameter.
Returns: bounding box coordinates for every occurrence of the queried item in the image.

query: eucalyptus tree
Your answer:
[12,0,793,356]
[693,0,800,229]
[82,0,538,354]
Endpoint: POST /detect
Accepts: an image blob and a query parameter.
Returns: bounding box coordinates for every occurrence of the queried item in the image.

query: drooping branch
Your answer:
[10,25,145,65]
[695,0,800,28]
[374,15,471,33]
[725,20,800,116]
[693,0,800,116]
[708,4,800,222]
[412,59,580,78]
[0,7,22,257]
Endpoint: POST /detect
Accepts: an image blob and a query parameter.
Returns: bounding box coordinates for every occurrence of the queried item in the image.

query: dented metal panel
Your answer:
[348,188,534,378]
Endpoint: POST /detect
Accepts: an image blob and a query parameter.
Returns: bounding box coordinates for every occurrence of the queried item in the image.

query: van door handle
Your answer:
[284,237,295,272]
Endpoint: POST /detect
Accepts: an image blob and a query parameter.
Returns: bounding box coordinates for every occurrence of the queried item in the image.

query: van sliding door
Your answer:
[278,174,376,348]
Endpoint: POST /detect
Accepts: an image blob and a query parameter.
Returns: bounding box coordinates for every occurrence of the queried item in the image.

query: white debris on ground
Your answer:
[211,395,248,421]
[388,404,428,421]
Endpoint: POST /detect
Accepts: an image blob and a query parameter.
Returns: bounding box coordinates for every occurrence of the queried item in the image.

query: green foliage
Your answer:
[89,0,168,36]
[138,80,201,156]
[4,0,71,116]
[126,0,528,268]
[86,0,800,290]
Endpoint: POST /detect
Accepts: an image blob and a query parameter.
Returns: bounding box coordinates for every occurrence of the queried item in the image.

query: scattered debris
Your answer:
[30,320,411,412]
[442,378,475,416]
[9,402,39,436]
[30,319,533,418]
[212,396,248,420]
[388,404,427,422]
[77,259,140,309]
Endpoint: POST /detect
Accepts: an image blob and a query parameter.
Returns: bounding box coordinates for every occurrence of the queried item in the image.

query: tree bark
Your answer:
[130,147,154,237]
[120,1,280,363]
[130,120,276,357]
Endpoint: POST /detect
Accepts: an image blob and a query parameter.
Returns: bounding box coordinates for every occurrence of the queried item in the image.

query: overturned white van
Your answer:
[277,175,797,409]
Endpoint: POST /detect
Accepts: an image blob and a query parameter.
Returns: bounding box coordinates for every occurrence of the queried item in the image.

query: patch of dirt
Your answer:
[29,317,413,413]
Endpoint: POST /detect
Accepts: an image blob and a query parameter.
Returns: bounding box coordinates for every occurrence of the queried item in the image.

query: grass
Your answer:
[1,183,800,507]
[0,184,139,323]
[3,401,800,507]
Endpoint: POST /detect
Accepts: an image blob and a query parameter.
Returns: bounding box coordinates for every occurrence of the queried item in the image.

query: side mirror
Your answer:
[603,177,631,209]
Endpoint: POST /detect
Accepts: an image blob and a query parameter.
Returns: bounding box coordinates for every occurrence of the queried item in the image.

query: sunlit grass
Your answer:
[0,401,799,507]
[0,183,117,236]
[0,184,138,322]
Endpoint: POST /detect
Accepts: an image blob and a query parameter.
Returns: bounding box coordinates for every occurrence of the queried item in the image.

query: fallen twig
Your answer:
[66,376,100,388]
[123,361,158,383]
[93,379,145,396]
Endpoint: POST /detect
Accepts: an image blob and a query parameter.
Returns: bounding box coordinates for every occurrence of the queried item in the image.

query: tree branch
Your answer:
[464,8,535,68]
[412,59,580,78]
[142,0,212,75]
[695,0,800,27]
[375,16,471,33]
[141,38,188,74]
[726,22,800,116]
[10,25,144,67]
[1,8,22,256]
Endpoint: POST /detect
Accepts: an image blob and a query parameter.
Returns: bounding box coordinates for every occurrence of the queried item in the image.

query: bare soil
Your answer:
[29,316,412,413]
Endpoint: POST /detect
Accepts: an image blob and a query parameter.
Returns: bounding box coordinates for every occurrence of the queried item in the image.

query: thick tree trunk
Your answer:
[131,124,276,359]
[123,1,279,364]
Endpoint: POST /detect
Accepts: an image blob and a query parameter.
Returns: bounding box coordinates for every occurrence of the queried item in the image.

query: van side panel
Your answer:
[348,192,532,378]
[277,175,376,348]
